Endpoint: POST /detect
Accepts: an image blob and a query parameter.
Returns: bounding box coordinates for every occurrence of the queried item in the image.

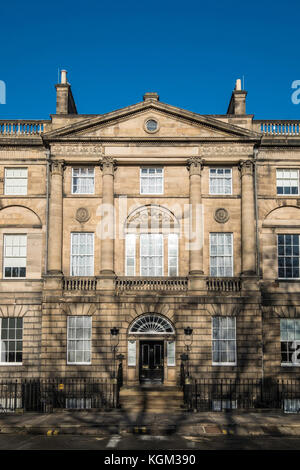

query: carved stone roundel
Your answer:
[214,208,229,224]
[76,207,90,223]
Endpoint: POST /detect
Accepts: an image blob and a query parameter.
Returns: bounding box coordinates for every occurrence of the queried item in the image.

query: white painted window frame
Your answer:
[0,317,23,365]
[168,233,178,276]
[128,340,136,366]
[140,167,164,195]
[209,168,232,195]
[276,169,299,196]
[167,340,176,366]
[125,234,136,276]
[280,318,300,367]
[3,234,27,279]
[4,168,28,196]
[212,316,237,366]
[277,234,300,280]
[71,167,95,195]
[70,233,94,276]
[209,233,233,277]
[67,316,92,365]
[140,233,164,276]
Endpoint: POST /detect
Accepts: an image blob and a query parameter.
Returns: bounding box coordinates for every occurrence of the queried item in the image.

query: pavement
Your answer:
[0,409,300,437]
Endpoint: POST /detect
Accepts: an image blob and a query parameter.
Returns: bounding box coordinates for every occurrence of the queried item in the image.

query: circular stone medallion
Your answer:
[76,207,90,223]
[214,208,229,224]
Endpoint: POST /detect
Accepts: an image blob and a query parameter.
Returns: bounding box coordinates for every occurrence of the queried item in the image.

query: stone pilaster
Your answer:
[239,159,256,276]
[98,156,116,290]
[47,160,64,275]
[187,157,206,291]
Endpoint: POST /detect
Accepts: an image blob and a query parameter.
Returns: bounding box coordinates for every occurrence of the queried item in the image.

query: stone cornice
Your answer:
[42,100,261,140]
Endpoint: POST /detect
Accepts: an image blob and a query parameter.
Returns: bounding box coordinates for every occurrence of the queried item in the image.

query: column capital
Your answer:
[100,156,117,175]
[50,160,65,175]
[238,159,254,176]
[186,157,204,176]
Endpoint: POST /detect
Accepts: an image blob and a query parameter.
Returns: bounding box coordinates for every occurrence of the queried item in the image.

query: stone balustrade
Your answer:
[63,277,97,291]
[254,120,300,136]
[62,276,244,293]
[116,277,188,292]
[0,120,49,136]
[206,277,241,292]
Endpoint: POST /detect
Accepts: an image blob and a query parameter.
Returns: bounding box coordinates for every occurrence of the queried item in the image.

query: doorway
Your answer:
[139,340,164,384]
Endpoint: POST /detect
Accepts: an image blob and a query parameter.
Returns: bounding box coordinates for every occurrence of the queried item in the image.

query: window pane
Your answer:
[0,318,23,363]
[72,168,95,194]
[140,168,164,194]
[209,168,232,195]
[210,233,233,277]
[67,316,91,363]
[71,233,94,276]
[212,316,236,364]
[278,234,300,279]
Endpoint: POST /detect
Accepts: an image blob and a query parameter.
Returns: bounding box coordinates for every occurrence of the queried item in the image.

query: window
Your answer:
[70,233,94,276]
[67,316,92,364]
[168,234,178,276]
[209,168,232,195]
[72,167,95,194]
[276,169,299,195]
[167,340,175,366]
[128,340,136,366]
[125,234,136,276]
[212,317,236,365]
[210,233,233,277]
[278,234,299,279]
[212,400,237,411]
[280,319,300,366]
[4,168,28,195]
[145,119,158,133]
[0,318,23,364]
[3,235,27,278]
[140,168,163,194]
[284,399,300,413]
[140,234,163,276]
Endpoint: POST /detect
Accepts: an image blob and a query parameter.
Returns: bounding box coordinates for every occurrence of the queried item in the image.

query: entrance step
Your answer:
[119,386,184,414]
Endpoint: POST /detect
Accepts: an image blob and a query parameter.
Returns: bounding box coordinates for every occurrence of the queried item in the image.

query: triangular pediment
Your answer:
[44,100,259,140]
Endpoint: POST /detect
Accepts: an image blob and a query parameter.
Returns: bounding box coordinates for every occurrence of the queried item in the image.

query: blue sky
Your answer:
[0,0,299,120]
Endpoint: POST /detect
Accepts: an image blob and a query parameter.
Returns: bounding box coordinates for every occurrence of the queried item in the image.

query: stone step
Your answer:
[119,386,183,413]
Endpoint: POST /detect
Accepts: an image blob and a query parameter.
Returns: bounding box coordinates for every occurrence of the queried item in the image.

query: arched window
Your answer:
[129,314,175,334]
[125,205,179,277]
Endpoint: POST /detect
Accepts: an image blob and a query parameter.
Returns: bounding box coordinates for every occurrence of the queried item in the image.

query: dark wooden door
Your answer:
[139,341,164,384]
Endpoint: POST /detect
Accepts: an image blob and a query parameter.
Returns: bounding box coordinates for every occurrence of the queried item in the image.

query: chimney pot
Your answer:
[61,70,67,84]
[235,79,242,91]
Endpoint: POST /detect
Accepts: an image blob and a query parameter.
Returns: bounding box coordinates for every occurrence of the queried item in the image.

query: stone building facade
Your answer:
[0,72,300,386]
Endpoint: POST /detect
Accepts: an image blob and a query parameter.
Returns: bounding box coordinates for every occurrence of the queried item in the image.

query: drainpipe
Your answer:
[253,146,260,276]
[253,145,264,385]
[45,148,51,274]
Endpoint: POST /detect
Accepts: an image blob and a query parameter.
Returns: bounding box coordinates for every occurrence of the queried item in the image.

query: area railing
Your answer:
[0,378,120,413]
[0,120,49,136]
[183,378,300,412]
[254,120,300,136]
[116,276,188,292]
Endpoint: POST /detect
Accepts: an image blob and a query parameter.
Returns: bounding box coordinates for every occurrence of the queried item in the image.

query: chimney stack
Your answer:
[227,78,247,115]
[55,69,77,114]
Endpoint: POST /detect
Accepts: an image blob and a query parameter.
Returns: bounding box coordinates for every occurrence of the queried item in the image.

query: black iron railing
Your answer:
[0,378,120,413]
[182,378,300,412]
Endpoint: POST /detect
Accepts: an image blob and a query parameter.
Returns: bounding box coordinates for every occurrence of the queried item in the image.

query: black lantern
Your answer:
[110,327,119,336]
[184,326,193,336]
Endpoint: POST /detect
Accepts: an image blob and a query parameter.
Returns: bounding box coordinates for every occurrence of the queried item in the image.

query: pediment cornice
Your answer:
[43,100,261,142]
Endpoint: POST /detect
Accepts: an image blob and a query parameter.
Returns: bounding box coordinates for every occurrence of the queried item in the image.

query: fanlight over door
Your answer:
[129,314,175,335]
